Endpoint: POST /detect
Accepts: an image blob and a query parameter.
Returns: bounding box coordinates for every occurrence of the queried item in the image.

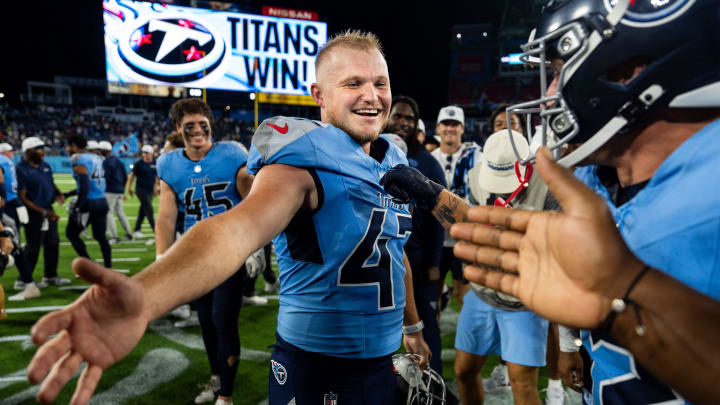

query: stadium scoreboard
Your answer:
[103,0,327,96]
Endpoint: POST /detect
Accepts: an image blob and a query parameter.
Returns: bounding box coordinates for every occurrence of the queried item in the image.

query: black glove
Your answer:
[380,164,445,210]
[70,206,85,227]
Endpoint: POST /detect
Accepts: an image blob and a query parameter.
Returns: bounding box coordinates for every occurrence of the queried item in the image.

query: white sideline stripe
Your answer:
[115,269,130,273]
[0,335,29,343]
[112,248,147,252]
[0,376,27,383]
[6,305,65,314]
[54,179,76,184]
[59,285,91,291]
[95,257,140,262]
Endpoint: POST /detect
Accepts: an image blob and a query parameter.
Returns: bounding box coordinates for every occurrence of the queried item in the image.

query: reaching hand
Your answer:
[558,351,584,392]
[450,148,645,329]
[403,332,432,370]
[28,258,148,405]
[380,164,444,210]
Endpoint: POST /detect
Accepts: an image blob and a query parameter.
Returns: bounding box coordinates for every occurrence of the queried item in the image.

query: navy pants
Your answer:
[66,198,111,268]
[268,334,397,405]
[194,269,246,397]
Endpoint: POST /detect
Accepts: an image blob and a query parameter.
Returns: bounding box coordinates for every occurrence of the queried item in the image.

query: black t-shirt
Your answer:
[132,159,157,194]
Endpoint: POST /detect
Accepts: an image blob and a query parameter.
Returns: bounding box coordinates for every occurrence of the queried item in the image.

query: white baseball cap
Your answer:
[98,141,113,151]
[0,143,13,153]
[141,145,154,154]
[21,137,44,152]
[473,130,530,194]
[87,140,99,150]
[417,119,426,133]
[436,106,464,125]
[379,133,408,154]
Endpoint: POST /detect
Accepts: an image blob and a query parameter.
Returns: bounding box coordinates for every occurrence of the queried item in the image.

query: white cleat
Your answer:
[8,282,42,301]
[195,375,220,404]
[174,312,200,328]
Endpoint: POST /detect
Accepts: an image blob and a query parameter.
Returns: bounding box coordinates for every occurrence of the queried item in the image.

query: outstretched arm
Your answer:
[450,148,720,404]
[28,163,316,405]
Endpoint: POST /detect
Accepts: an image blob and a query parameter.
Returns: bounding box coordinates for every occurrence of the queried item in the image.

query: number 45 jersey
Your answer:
[247,117,412,359]
[157,142,247,233]
[70,153,106,199]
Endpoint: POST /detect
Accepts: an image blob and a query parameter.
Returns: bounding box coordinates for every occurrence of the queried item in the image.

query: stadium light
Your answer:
[0,93,4,99]
[456,33,462,39]
[188,88,202,97]
[225,105,230,111]
[249,93,256,100]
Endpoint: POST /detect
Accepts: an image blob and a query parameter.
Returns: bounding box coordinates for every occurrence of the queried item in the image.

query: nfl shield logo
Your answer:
[323,392,337,405]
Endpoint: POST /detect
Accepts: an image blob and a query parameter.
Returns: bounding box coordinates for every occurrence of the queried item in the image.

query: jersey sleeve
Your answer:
[247,116,328,175]
[70,154,82,166]
[156,152,174,184]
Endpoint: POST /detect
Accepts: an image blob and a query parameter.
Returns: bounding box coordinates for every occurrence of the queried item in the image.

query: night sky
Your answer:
[0,0,506,122]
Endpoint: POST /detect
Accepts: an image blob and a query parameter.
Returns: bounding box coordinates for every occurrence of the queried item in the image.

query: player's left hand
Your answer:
[403,332,432,370]
[380,165,444,210]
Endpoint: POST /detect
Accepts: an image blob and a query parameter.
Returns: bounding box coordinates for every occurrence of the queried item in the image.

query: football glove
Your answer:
[380,165,444,210]
[245,248,266,278]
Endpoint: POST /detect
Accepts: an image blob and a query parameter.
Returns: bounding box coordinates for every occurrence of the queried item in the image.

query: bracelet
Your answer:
[595,265,650,336]
[402,320,424,335]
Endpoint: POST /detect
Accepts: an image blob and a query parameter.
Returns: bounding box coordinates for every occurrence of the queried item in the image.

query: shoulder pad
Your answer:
[70,153,82,164]
[218,140,248,153]
[252,116,328,161]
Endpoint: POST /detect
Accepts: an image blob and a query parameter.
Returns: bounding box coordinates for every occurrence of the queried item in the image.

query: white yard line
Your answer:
[0,335,30,343]
[6,305,65,314]
[112,248,147,252]
[95,257,140,262]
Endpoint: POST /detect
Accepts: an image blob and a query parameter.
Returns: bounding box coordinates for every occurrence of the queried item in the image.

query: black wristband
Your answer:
[0,230,12,238]
[594,265,651,336]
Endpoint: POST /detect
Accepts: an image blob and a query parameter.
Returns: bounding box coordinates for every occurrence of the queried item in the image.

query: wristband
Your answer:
[594,265,650,336]
[0,230,11,238]
[402,320,424,335]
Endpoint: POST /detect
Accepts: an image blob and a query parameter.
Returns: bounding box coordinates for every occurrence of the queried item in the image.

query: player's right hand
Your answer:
[28,258,148,405]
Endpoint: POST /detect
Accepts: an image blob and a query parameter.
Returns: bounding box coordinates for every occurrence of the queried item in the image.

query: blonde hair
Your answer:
[315,29,384,73]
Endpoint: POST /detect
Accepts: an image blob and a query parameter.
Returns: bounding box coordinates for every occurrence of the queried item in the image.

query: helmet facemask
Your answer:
[507,0,635,167]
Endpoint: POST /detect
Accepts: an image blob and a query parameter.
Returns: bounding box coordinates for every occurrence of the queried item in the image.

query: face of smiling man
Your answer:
[311,46,391,146]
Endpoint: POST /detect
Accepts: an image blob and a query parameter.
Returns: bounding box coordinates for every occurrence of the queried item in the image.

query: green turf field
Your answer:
[0,173,579,404]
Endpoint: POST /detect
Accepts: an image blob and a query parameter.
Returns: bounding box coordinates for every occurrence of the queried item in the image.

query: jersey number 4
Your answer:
[338,209,412,310]
[183,182,233,221]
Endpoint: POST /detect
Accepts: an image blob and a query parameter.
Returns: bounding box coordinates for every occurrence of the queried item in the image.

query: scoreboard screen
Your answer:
[103,0,327,95]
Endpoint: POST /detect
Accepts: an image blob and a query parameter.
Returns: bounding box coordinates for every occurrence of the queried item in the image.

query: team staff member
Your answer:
[16,137,69,287]
[156,99,253,405]
[100,141,132,243]
[0,143,40,300]
[65,134,111,268]
[431,105,479,308]
[26,30,430,405]
[127,145,158,239]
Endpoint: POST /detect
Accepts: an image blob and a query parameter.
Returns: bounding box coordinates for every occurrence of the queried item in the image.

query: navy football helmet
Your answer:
[508,0,720,167]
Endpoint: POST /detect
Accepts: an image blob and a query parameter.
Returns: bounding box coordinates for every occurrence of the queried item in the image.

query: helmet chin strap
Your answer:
[556,115,628,168]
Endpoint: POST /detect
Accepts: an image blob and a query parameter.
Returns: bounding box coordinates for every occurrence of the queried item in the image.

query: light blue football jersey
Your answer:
[247,116,412,359]
[71,153,106,200]
[157,141,247,232]
[575,119,720,405]
[0,154,19,202]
